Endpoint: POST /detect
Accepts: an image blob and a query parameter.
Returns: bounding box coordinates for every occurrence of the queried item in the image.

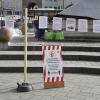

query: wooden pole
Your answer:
[24,8,28,82]
[17,10,33,91]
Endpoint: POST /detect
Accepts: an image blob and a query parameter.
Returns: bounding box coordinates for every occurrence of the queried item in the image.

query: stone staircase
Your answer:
[1,33,100,74]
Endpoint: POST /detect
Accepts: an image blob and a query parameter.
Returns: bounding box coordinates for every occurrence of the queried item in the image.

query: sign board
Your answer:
[39,16,48,29]
[5,16,14,28]
[66,18,76,31]
[93,20,100,33]
[42,45,64,88]
[78,19,88,32]
[52,17,62,31]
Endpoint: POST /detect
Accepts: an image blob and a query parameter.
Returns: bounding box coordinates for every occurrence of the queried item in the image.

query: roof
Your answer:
[58,0,100,19]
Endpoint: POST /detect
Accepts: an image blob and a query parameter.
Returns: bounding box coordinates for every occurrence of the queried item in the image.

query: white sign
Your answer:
[52,17,62,30]
[44,49,63,78]
[5,16,14,28]
[66,18,76,31]
[0,17,5,20]
[39,16,48,29]
[93,20,100,33]
[14,15,21,20]
[78,19,88,32]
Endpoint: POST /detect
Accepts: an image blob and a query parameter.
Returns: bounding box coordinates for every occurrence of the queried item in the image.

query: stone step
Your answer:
[1,54,100,61]
[0,60,100,74]
[9,41,100,47]
[1,33,100,73]
[0,61,100,69]
[1,51,100,56]
[7,45,100,52]
[10,32,100,43]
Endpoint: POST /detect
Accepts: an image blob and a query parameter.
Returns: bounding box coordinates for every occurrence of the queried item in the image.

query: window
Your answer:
[15,11,20,15]
[54,6,57,9]
[61,6,63,9]
[45,6,48,8]
[58,6,60,9]
[7,11,12,15]
[54,0,57,2]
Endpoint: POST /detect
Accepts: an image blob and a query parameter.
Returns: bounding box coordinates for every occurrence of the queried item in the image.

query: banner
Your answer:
[42,45,64,88]
[66,18,76,31]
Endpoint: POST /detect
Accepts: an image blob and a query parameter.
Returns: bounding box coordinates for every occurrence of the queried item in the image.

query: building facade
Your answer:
[0,0,22,15]
[42,0,79,9]
[23,0,79,10]
[0,0,79,15]
[42,0,63,9]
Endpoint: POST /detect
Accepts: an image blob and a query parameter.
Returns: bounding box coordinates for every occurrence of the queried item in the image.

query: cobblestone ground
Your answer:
[0,73,100,100]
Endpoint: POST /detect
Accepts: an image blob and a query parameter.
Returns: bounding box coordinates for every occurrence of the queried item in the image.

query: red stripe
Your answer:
[57,45,59,50]
[61,76,63,82]
[43,66,46,81]
[47,77,50,82]
[57,77,59,82]
[42,51,44,61]
[60,50,62,60]
[42,46,46,60]
[42,46,44,60]
[43,46,46,82]
[52,45,55,50]
[48,46,51,50]
[62,67,64,81]
[44,46,46,50]
[52,77,54,82]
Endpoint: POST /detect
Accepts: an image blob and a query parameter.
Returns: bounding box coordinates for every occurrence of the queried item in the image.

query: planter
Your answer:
[0,42,8,50]
[0,27,13,42]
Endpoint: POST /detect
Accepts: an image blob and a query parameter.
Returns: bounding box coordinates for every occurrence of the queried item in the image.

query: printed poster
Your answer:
[44,49,63,79]
[39,16,48,29]
[93,20,100,33]
[5,16,14,28]
[78,19,88,32]
[66,18,76,31]
[52,17,62,30]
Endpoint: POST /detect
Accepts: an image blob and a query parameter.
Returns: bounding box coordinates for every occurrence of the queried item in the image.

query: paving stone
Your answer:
[0,73,100,100]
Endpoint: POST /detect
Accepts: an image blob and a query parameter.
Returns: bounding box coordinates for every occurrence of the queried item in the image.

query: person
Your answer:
[33,19,45,39]
[1,20,5,27]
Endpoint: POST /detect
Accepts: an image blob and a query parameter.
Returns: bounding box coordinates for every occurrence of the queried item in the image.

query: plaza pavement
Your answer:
[0,73,100,100]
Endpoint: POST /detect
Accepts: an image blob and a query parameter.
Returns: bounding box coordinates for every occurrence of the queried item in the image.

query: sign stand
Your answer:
[17,8,33,92]
[42,45,64,89]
